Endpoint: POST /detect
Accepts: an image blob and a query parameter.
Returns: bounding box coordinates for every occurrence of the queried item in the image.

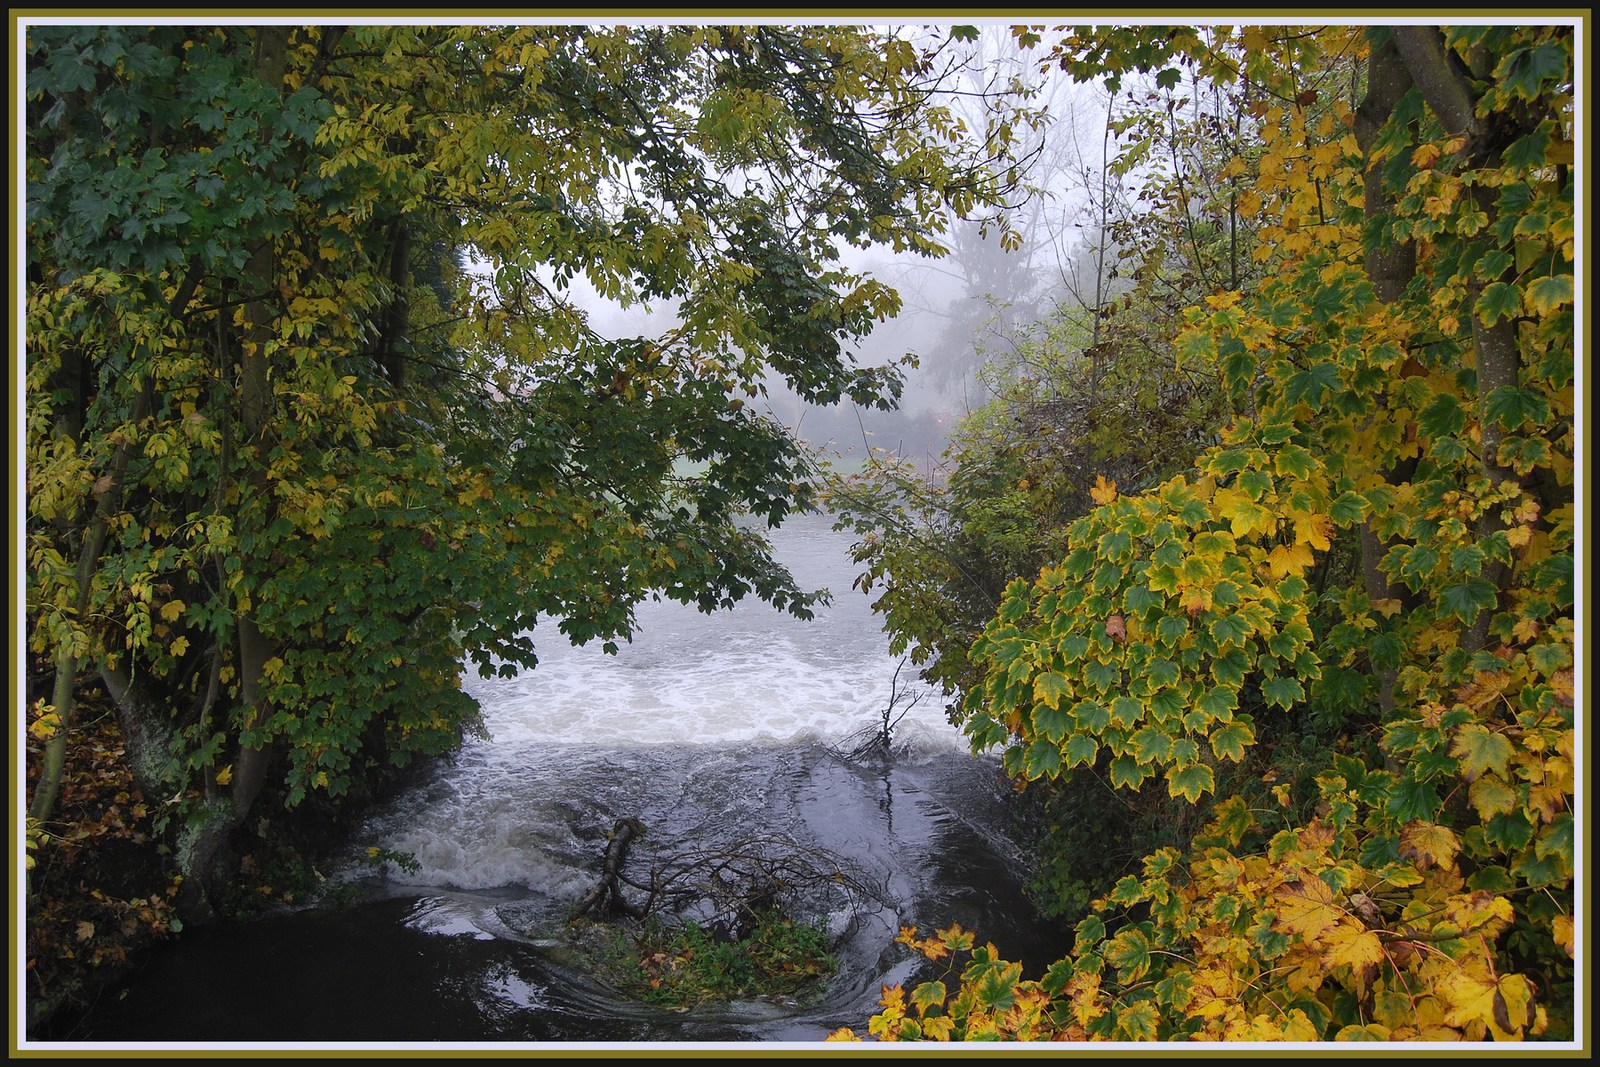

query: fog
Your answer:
[550,25,1112,469]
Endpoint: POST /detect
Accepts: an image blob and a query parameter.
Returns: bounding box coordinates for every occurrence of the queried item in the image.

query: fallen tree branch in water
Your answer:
[571,816,648,920]
[572,823,890,941]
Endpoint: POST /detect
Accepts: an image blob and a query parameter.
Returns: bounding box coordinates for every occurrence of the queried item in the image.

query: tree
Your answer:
[835,21,1577,1042]
[23,22,1030,916]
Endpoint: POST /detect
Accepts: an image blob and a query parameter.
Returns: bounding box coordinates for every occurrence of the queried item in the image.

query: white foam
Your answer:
[362,516,972,891]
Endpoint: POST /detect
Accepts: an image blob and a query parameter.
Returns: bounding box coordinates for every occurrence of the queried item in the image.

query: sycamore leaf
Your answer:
[1033,671,1070,711]
[215,764,234,786]
[1552,914,1573,956]
[1334,1023,1392,1041]
[910,980,948,1016]
[1468,774,1518,819]
[1274,877,1338,940]
[1116,1000,1160,1041]
[1291,512,1331,551]
[1166,762,1215,802]
[1032,699,1072,743]
[1090,475,1118,505]
[1104,927,1152,983]
[1266,542,1314,578]
[1209,719,1255,762]
[1023,739,1063,780]
[1398,820,1460,871]
[1525,273,1573,314]
[1450,724,1514,779]
[1322,926,1384,993]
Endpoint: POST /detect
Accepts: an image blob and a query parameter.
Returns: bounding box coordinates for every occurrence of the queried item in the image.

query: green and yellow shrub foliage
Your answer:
[835,23,1576,1042]
[24,24,1031,919]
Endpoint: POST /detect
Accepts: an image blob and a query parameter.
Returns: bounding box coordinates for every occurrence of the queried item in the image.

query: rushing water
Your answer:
[41,513,1070,1049]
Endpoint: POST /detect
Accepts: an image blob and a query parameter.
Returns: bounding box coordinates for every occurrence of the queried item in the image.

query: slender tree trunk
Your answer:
[177,26,292,914]
[1389,26,1517,654]
[1350,34,1418,728]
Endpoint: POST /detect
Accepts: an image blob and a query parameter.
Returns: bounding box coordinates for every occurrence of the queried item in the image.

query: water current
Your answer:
[41,513,1071,1049]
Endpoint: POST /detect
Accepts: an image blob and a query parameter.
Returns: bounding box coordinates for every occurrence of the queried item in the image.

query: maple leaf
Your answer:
[1273,877,1339,940]
[1398,820,1460,871]
[1266,542,1314,578]
[1322,926,1384,995]
[1090,475,1118,505]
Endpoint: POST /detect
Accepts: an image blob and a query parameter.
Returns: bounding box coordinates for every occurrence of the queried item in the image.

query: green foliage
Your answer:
[842,21,1576,1043]
[24,23,1027,899]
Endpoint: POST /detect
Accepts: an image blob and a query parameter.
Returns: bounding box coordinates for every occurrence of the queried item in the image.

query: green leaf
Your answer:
[973,961,1021,1012]
[1104,927,1152,983]
[1439,578,1498,622]
[1262,675,1305,709]
[1329,491,1369,525]
[1116,1000,1160,1041]
[1109,754,1149,790]
[1131,725,1175,765]
[1209,719,1255,762]
[1499,40,1569,101]
[1209,614,1251,647]
[1417,392,1467,439]
[1474,281,1521,325]
[1074,699,1111,733]
[911,980,948,1015]
[1484,386,1550,431]
[1110,694,1144,727]
[1199,684,1238,719]
[1166,762,1215,802]
[1032,699,1072,743]
[1284,362,1341,410]
[1386,776,1440,823]
[1526,273,1573,314]
[1033,670,1070,711]
[1065,732,1099,767]
[1024,738,1063,780]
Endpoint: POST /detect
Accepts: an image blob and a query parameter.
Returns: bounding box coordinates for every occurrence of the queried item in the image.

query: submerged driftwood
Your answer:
[572,816,648,920]
[571,817,888,942]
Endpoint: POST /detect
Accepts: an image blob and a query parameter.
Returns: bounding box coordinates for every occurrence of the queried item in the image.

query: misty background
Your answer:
[545,25,1123,472]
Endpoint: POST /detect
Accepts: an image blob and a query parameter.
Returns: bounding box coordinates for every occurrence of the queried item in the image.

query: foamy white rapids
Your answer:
[351,515,978,893]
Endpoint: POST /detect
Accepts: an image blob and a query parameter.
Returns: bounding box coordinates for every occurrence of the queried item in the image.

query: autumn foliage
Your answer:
[837,23,1576,1043]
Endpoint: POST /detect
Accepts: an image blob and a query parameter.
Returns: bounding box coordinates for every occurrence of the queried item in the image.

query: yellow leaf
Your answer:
[1398,820,1460,871]
[1274,877,1338,940]
[1468,774,1517,819]
[1291,512,1331,551]
[1266,542,1314,578]
[1090,475,1118,505]
[1552,914,1574,956]
[1438,961,1500,1031]
[170,635,190,658]
[215,764,234,786]
[29,711,63,741]
[1322,925,1384,993]
[160,599,186,622]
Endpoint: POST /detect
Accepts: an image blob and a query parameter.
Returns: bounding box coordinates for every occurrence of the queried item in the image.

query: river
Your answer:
[39,512,1070,1049]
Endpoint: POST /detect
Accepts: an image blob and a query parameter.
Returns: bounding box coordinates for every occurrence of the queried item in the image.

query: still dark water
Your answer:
[38,514,1070,1049]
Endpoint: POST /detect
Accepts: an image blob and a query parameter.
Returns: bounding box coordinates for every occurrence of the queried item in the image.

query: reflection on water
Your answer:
[37,514,1071,1047]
